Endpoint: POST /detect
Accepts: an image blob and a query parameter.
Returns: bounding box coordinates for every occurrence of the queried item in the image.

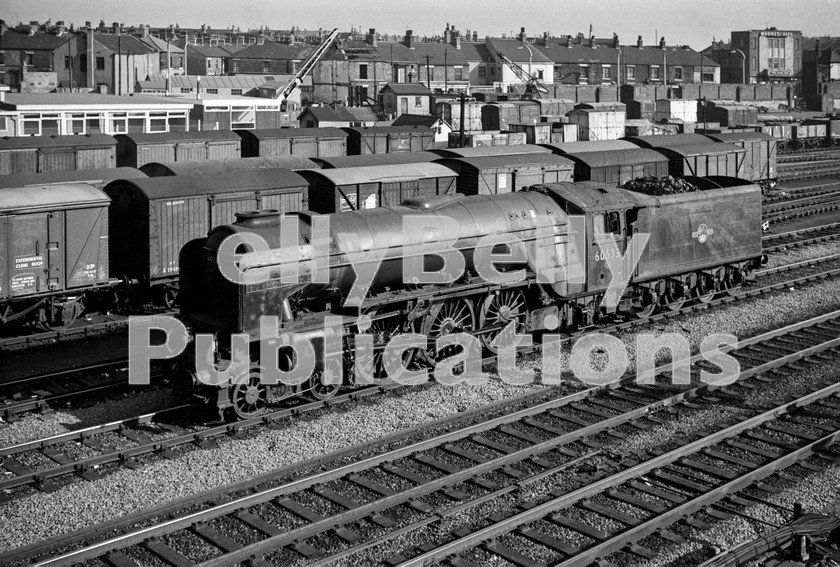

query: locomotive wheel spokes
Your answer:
[306,372,341,401]
[422,297,475,365]
[633,288,657,319]
[694,273,716,304]
[230,367,268,419]
[478,289,527,353]
[722,267,742,297]
[362,308,407,379]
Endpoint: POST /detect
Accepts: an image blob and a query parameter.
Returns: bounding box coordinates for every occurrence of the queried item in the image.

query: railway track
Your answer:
[778,148,840,164]
[777,162,840,182]
[762,221,840,252]
[761,188,840,222]
[18,309,840,567]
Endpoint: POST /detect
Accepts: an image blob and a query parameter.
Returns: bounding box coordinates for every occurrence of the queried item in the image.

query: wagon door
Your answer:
[46,212,65,292]
[176,141,207,163]
[8,214,48,296]
[291,138,318,158]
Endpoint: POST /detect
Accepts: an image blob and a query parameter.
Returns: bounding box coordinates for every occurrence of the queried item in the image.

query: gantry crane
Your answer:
[275,28,340,107]
[495,51,549,99]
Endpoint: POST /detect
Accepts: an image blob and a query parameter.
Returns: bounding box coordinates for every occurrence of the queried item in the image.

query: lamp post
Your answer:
[731,48,746,84]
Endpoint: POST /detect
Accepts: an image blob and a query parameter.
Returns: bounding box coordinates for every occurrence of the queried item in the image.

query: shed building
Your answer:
[115,131,241,168]
[0,134,116,175]
[480,101,541,131]
[437,154,575,195]
[566,108,626,141]
[299,163,458,213]
[237,128,348,158]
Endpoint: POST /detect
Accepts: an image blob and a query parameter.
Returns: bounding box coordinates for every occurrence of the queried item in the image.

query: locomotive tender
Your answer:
[177,177,765,419]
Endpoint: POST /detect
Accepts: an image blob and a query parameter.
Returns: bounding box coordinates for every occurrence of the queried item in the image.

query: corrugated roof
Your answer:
[0,30,72,50]
[0,134,116,149]
[302,163,456,185]
[312,151,440,168]
[115,131,240,144]
[431,145,552,158]
[543,140,639,153]
[94,33,157,55]
[440,153,575,169]
[0,168,144,189]
[241,127,347,139]
[564,148,669,168]
[105,169,308,200]
[0,183,110,213]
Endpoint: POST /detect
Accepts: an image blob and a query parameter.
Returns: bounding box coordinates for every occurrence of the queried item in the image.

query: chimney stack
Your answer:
[112,21,120,34]
[518,27,527,42]
[659,36,666,49]
[589,35,595,48]
[613,33,619,48]
[637,35,643,48]
[444,23,451,45]
[472,31,478,42]
[366,28,376,47]
[404,29,413,48]
[28,21,38,35]
[577,32,584,45]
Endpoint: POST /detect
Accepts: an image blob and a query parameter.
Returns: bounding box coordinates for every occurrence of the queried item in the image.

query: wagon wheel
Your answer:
[359,308,407,379]
[58,298,85,327]
[229,366,268,420]
[478,289,527,353]
[633,288,657,320]
[162,286,179,310]
[305,372,341,401]
[421,297,475,366]
[693,274,717,304]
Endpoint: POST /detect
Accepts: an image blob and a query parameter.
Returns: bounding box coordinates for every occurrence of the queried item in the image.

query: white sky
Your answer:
[4,0,840,50]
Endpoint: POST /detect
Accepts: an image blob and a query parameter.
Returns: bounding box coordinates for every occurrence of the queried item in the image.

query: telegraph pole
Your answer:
[425,55,431,90]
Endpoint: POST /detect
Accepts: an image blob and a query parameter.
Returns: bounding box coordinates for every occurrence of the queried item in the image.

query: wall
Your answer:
[20,71,57,93]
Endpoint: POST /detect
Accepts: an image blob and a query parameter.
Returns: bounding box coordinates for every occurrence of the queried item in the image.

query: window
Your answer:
[751,57,756,70]
[206,88,218,94]
[537,69,544,80]
[673,67,683,80]
[602,65,611,80]
[607,212,621,235]
[702,72,715,82]
[795,38,800,51]
[208,60,212,69]
[96,57,105,70]
[262,60,270,73]
[414,96,422,107]
[80,54,87,72]
[596,212,621,235]
[232,59,240,73]
[24,52,34,66]
[454,66,463,81]
[359,64,368,79]
[64,56,71,69]
[0,52,4,64]
[579,64,589,82]
[180,87,193,93]
[479,66,486,77]
[231,88,242,95]
[554,65,562,80]
[626,65,636,80]
[651,65,661,80]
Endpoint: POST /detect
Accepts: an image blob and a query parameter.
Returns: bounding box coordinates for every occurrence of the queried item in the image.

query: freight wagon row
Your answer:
[0,126,438,175]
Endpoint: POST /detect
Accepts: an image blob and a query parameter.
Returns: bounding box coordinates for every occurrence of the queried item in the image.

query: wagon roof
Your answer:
[702,132,776,143]
[140,156,319,175]
[342,125,434,135]
[0,183,110,213]
[104,169,308,200]
[0,134,116,149]
[564,148,669,168]
[0,167,145,189]
[625,133,716,148]
[300,163,456,184]
[239,128,348,139]
[430,145,552,158]
[438,153,575,169]
[542,140,639,153]
[655,142,746,156]
[114,131,241,144]
[312,151,439,168]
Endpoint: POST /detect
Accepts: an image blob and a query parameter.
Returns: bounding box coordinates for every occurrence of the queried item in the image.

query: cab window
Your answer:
[607,211,621,235]
[594,213,606,234]
[594,212,621,236]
